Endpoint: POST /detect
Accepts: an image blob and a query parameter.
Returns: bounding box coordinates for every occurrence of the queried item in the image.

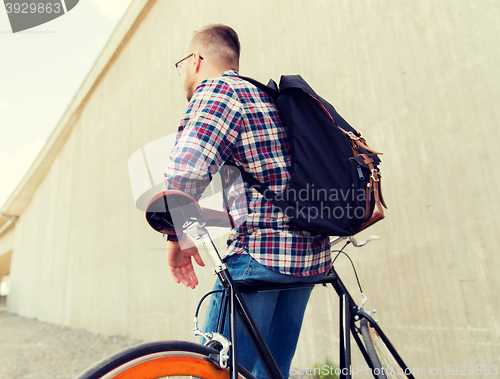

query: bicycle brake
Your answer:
[356,293,378,323]
[204,333,231,369]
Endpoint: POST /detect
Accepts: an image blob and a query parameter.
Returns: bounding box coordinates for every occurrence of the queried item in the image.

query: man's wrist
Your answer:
[164,233,184,242]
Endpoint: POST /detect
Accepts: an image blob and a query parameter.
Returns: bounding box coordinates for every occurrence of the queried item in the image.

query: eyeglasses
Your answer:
[175,53,204,76]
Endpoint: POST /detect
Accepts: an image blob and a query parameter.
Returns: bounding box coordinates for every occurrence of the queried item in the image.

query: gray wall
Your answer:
[4,0,499,376]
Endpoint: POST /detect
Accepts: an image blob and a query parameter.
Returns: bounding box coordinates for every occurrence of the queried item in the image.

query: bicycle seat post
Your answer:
[184,222,228,275]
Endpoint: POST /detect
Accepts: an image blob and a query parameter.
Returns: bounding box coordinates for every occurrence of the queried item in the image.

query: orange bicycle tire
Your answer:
[76,340,255,379]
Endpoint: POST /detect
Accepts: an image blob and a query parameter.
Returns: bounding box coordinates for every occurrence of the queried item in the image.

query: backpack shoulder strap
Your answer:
[223,160,290,212]
[223,75,288,213]
[232,75,280,98]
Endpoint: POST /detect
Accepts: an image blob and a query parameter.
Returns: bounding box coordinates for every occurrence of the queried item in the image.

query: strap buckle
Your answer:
[370,169,380,185]
[346,131,359,141]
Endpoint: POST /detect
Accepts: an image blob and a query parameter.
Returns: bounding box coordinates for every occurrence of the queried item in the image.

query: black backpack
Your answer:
[225,75,387,237]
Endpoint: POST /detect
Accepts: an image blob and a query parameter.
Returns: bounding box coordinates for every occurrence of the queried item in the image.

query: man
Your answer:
[164,24,331,379]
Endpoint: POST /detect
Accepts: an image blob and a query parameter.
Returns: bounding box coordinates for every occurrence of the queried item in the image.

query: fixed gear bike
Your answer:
[76,190,416,379]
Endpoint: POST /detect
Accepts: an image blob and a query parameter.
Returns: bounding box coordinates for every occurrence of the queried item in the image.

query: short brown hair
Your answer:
[191,24,240,70]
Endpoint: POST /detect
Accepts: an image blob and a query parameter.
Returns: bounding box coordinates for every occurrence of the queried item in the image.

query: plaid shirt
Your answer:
[164,70,331,276]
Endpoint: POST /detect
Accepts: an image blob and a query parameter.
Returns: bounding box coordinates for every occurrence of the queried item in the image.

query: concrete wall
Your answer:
[0,224,14,279]
[3,0,499,376]
[0,225,14,261]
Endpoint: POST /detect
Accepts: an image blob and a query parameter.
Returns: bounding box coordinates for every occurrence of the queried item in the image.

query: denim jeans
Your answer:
[202,254,325,379]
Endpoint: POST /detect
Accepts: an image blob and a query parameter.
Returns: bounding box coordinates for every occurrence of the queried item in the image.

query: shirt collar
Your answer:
[193,70,240,99]
[220,70,239,77]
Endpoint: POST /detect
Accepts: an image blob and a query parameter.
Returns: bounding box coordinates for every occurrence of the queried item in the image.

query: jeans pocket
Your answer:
[226,254,253,281]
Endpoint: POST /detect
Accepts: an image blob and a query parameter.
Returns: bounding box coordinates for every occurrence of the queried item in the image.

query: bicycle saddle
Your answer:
[145,190,233,235]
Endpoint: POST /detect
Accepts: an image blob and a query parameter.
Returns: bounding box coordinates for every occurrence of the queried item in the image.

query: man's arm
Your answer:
[163,78,243,287]
[164,78,243,199]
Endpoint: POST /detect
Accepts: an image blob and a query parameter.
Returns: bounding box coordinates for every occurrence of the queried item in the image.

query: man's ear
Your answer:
[192,52,202,73]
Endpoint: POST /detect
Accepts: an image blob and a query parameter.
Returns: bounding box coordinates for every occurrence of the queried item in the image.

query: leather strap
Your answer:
[339,127,383,155]
[360,154,387,219]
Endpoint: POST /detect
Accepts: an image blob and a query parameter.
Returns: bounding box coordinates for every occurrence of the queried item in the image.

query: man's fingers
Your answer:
[169,265,192,288]
[169,266,182,285]
[192,251,205,267]
[171,264,198,289]
[181,265,198,288]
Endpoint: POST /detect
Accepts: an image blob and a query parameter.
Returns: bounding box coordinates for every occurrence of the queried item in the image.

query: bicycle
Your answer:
[76,190,416,379]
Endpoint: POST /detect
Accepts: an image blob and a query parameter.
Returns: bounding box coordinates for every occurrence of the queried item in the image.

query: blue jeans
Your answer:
[202,254,325,379]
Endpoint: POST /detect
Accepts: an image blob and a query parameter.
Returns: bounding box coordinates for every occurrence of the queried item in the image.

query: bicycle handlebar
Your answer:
[330,235,380,248]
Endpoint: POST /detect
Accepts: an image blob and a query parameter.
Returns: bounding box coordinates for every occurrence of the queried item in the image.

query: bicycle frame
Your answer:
[216,271,381,379]
[187,222,413,379]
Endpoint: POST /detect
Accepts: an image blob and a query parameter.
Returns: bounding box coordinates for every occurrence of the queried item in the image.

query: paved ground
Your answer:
[0,307,141,379]
[0,307,317,379]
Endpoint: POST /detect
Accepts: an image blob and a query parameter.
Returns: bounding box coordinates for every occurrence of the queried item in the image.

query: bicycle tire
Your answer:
[75,340,256,379]
[360,319,413,379]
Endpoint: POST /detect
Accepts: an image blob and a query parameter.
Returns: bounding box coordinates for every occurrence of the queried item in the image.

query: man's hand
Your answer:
[166,236,205,289]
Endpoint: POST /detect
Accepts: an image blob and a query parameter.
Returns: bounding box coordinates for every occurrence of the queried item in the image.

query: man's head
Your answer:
[179,24,240,101]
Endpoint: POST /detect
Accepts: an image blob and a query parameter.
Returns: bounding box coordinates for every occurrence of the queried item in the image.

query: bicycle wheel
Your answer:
[75,340,256,379]
[359,319,414,379]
